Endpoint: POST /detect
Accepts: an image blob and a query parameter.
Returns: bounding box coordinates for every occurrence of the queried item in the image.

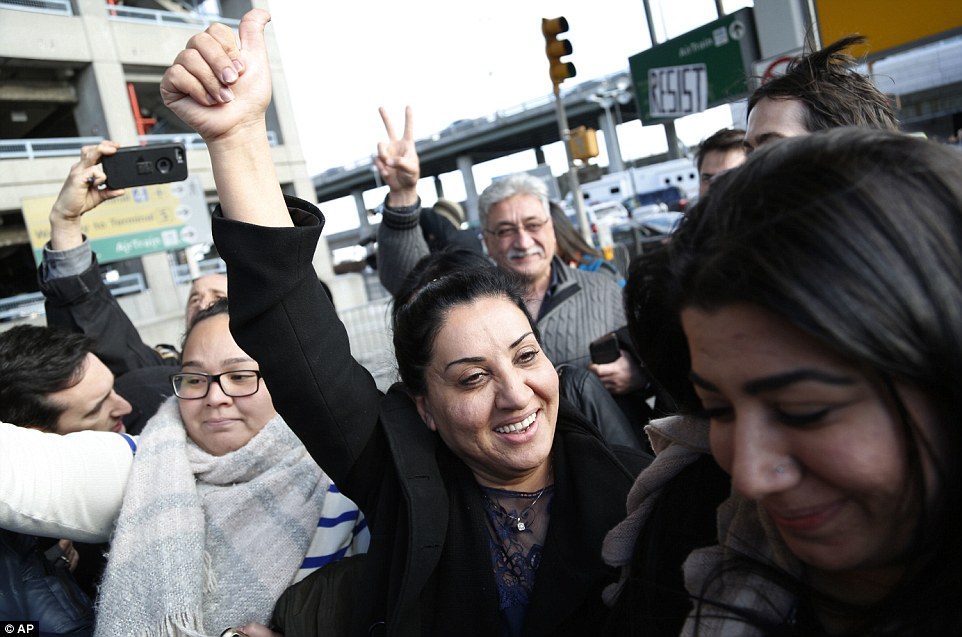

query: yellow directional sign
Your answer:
[21,176,211,265]
[816,0,962,57]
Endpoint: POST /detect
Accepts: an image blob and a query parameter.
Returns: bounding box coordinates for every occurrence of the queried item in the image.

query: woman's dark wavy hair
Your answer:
[392,249,538,396]
[668,127,962,634]
[624,242,700,414]
[748,34,899,133]
[550,200,601,263]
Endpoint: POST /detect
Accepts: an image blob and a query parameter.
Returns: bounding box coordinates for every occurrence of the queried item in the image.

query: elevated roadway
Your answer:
[313,71,639,204]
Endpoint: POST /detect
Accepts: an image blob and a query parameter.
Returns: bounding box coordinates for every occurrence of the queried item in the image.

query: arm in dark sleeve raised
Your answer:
[212,197,383,493]
[375,199,430,297]
[39,249,166,376]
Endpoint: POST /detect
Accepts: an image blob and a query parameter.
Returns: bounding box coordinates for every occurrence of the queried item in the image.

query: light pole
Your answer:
[640,0,683,158]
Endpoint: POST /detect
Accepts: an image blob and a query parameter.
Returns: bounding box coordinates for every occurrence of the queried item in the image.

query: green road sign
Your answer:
[629,7,759,122]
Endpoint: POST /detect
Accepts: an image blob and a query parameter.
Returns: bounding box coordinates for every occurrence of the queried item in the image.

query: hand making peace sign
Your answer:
[375,106,420,207]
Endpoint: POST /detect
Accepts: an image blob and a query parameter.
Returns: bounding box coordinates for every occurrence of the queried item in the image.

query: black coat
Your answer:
[213,198,635,636]
[38,256,177,433]
[0,530,94,635]
[39,256,171,377]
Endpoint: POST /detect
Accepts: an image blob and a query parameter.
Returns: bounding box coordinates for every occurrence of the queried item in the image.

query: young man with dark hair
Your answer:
[694,127,747,198]
[745,34,899,152]
[0,325,131,434]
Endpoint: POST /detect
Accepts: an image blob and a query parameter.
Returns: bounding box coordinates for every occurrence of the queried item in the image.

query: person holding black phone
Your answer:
[590,333,622,366]
[37,142,227,435]
[101,142,188,189]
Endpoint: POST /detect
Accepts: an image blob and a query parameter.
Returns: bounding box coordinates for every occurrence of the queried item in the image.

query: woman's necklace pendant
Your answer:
[484,485,550,534]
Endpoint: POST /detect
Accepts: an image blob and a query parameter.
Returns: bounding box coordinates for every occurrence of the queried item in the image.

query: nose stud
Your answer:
[774,464,787,475]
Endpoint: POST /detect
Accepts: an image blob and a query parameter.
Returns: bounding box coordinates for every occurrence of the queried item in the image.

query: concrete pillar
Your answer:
[141,252,181,316]
[598,112,624,173]
[73,66,109,138]
[74,2,139,144]
[753,0,810,57]
[457,155,479,224]
[90,60,139,144]
[353,190,370,233]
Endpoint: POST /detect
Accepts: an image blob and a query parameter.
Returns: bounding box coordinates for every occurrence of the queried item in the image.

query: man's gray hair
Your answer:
[478,173,550,228]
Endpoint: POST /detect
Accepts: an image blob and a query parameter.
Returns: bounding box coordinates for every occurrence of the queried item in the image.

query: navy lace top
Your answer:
[479,485,556,637]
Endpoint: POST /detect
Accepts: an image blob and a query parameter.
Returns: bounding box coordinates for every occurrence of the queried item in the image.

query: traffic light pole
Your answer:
[543,16,592,244]
[553,87,592,243]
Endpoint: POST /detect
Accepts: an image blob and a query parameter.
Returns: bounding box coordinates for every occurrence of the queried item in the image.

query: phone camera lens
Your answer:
[156,158,173,174]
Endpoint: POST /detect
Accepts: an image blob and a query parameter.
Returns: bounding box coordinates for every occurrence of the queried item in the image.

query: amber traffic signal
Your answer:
[569,126,599,161]
[542,17,576,90]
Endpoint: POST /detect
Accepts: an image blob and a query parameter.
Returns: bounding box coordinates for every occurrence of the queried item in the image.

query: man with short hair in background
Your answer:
[0,325,131,434]
[695,128,747,199]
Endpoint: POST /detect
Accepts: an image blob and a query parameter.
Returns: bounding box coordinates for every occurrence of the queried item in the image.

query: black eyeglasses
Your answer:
[170,370,263,400]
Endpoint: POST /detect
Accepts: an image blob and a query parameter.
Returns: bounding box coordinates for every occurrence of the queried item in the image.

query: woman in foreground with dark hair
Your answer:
[608,126,962,635]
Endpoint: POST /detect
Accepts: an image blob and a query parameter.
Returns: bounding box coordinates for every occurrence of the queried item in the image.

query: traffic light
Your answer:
[542,17,576,90]
[569,126,599,162]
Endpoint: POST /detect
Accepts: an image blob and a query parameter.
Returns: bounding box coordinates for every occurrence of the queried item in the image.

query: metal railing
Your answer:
[0,292,46,323]
[0,272,146,322]
[1,132,278,160]
[105,4,240,28]
[172,257,226,285]
[138,131,279,149]
[0,0,72,16]
[0,0,242,24]
[0,137,102,160]
[337,296,397,389]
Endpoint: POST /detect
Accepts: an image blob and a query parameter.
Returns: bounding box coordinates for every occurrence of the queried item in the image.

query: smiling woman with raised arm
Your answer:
[159,10,634,636]
[605,127,962,636]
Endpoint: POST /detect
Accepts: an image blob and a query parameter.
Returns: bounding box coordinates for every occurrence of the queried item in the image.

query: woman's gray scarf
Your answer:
[95,397,328,636]
[600,415,800,635]
[680,492,800,635]
[601,414,712,605]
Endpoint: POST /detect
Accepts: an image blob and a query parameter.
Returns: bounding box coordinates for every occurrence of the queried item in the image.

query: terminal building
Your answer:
[0,0,346,350]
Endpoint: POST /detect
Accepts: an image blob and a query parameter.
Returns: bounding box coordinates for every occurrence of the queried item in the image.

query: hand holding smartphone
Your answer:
[102,143,188,189]
[589,333,621,365]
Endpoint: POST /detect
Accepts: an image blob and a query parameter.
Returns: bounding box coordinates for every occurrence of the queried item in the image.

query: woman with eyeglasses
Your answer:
[0,299,368,636]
